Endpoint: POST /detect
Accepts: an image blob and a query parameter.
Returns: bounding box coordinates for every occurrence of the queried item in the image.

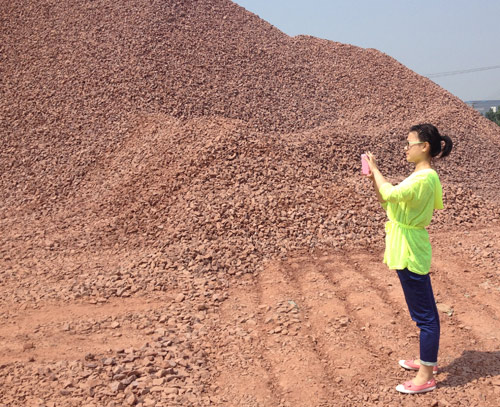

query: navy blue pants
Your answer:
[396,268,440,366]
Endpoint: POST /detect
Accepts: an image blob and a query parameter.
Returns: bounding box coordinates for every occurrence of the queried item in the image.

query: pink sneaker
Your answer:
[396,378,436,394]
[399,359,438,374]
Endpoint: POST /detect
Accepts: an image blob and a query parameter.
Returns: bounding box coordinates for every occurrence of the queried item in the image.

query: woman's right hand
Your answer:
[363,152,377,180]
[365,152,378,172]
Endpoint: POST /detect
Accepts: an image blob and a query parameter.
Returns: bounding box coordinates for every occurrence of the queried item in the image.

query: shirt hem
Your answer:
[384,261,429,275]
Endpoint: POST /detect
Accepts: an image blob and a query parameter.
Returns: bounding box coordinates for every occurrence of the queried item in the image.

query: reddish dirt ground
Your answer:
[1,226,499,406]
[213,226,500,406]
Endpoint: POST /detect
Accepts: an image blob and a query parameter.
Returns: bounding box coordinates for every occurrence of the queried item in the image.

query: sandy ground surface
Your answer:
[1,225,498,407]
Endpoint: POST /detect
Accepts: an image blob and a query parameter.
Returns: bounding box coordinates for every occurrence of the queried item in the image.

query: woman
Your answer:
[364,123,453,394]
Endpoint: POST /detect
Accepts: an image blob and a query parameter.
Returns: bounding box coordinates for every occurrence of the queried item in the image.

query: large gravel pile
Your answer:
[1,0,500,406]
[2,0,499,281]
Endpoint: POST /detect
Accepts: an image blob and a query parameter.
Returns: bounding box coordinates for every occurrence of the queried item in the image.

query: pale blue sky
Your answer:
[234,0,500,101]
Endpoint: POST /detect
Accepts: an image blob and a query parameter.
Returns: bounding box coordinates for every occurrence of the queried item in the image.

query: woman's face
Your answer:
[405,131,427,163]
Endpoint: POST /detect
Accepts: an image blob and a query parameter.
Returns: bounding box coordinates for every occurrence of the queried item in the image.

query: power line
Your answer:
[425,65,500,78]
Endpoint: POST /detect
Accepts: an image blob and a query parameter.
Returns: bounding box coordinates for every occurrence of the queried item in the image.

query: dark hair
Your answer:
[409,123,453,158]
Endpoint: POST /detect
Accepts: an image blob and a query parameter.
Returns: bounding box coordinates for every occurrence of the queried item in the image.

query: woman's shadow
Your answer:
[438,350,500,387]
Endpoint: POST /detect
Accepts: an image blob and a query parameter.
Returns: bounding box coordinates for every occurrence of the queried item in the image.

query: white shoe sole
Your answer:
[396,384,436,394]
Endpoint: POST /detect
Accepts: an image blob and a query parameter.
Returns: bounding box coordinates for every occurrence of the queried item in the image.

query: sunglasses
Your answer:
[404,141,425,149]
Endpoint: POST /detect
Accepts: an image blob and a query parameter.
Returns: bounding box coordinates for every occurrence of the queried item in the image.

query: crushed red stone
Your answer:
[1,0,499,406]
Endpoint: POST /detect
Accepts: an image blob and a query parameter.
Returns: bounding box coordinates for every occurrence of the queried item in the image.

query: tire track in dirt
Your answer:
[346,252,489,360]
[217,245,500,406]
[317,255,410,347]
[277,254,422,405]
[357,244,500,351]
[216,268,337,407]
[284,255,466,405]
[346,248,500,398]
[347,250,499,345]
[345,251,471,377]
[284,259,379,380]
[255,263,337,406]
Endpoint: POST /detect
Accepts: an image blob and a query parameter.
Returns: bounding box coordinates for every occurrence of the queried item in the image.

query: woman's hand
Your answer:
[364,151,378,180]
[365,152,377,170]
[364,151,387,204]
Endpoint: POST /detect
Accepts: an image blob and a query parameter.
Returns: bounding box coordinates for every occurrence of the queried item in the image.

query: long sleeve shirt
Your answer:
[379,168,443,275]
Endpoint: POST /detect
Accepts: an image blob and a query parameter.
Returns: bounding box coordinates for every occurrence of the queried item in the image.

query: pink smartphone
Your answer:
[361,154,370,175]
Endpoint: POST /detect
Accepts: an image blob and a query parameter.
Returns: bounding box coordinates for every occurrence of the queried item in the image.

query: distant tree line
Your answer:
[485,106,500,126]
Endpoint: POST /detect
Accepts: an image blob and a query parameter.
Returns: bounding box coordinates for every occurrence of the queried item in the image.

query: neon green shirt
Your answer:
[379,168,443,275]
